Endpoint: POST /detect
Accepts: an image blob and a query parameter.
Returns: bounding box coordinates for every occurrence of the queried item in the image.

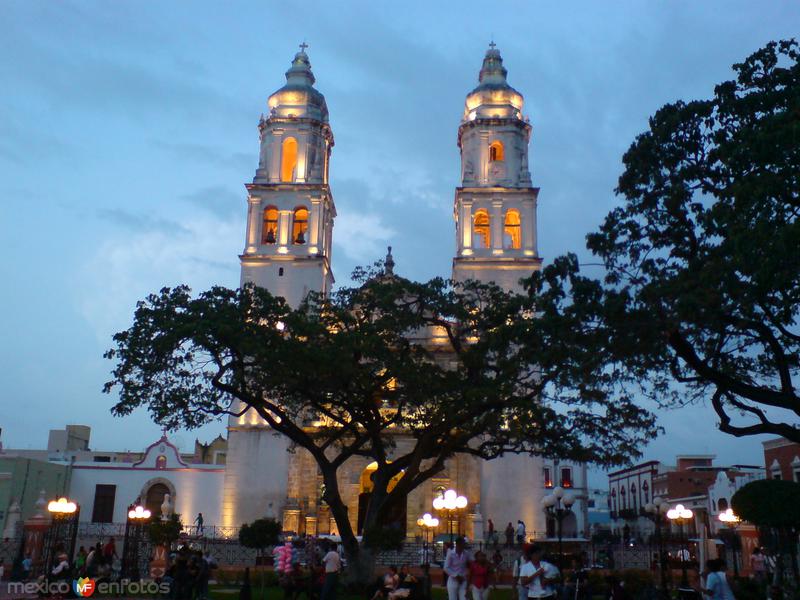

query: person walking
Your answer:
[444,537,472,600]
[486,519,495,544]
[468,550,493,600]
[505,523,515,548]
[519,545,559,600]
[320,541,341,600]
[75,546,87,576]
[701,559,736,600]
[195,512,205,536]
[512,548,529,600]
[749,547,766,583]
[102,537,118,565]
[515,521,526,546]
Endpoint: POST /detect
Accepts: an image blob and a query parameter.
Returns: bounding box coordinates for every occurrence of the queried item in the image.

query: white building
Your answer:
[706,468,764,535]
[221,43,586,540]
[541,459,589,539]
[68,434,225,528]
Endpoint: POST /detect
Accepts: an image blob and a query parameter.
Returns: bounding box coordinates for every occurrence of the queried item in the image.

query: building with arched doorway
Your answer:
[67,434,225,527]
[220,43,588,543]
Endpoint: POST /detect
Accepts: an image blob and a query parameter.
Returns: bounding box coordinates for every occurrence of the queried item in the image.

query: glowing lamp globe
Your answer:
[128,505,152,520]
[718,509,740,524]
[47,497,77,514]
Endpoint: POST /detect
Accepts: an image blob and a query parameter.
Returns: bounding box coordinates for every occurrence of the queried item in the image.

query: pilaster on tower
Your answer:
[452,43,541,294]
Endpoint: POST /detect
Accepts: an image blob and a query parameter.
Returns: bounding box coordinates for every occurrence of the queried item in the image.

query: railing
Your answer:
[179,524,242,540]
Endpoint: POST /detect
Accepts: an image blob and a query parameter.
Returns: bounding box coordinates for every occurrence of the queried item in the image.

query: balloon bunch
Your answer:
[274,541,294,573]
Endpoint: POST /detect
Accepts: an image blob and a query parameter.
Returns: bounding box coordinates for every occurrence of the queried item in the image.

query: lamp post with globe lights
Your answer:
[666,503,693,587]
[416,512,439,596]
[122,504,152,581]
[432,489,468,543]
[542,486,575,578]
[644,497,670,593]
[718,508,741,579]
[44,497,80,577]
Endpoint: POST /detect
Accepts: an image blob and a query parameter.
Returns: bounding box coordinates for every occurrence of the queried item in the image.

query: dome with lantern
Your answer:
[266,45,329,123]
[463,43,525,122]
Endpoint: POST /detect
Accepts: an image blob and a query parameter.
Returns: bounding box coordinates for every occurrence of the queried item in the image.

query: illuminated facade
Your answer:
[222,45,588,540]
[453,46,547,537]
[222,46,336,531]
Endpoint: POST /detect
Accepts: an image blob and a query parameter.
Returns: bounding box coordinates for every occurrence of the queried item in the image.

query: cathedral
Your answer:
[220,44,588,541]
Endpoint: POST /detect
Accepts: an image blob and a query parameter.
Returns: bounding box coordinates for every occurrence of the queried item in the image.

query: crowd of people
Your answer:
[483,519,528,548]
[161,545,214,600]
[12,536,122,584]
[443,537,560,600]
[270,539,343,600]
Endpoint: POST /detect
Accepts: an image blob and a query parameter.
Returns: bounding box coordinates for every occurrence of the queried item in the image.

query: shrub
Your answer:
[239,518,281,557]
[148,513,183,546]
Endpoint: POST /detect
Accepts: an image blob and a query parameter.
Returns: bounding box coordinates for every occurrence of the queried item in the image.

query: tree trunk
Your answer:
[319,465,376,587]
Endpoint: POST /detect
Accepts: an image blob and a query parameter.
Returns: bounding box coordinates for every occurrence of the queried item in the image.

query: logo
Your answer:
[73,577,96,597]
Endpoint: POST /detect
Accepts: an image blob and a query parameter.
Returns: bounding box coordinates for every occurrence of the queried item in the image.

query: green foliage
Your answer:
[148,513,182,546]
[732,479,800,529]
[104,264,657,558]
[238,518,281,554]
[523,39,800,443]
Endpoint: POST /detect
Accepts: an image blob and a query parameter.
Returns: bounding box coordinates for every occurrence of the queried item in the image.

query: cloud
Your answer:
[334,212,397,266]
[181,185,244,219]
[78,214,242,341]
[152,140,253,172]
[96,208,190,235]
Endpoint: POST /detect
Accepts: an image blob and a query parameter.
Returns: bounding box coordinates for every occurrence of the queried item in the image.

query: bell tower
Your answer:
[223,45,336,529]
[452,44,545,536]
[452,43,541,292]
[240,43,336,306]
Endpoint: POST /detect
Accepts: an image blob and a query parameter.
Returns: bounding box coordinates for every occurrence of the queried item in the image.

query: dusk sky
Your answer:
[2,1,798,486]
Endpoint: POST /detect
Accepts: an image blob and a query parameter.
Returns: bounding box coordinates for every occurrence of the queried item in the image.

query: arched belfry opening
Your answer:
[262,206,278,244]
[281,137,298,182]
[489,140,504,162]
[504,209,521,249]
[292,206,309,244]
[473,209,491,248]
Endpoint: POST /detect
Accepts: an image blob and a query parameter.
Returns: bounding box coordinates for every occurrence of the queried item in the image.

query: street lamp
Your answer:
[542,486,575,579]
[416,511,439,597]
[45,497,80,576]
[432,489,467,543]
[666,503,693,587]
[718,508,741,579]
[644,497,670,593]
[122,504,152,581]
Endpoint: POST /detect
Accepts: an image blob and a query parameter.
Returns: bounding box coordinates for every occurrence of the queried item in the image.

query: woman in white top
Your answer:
[444,537,472,600]
[701,559,735,600]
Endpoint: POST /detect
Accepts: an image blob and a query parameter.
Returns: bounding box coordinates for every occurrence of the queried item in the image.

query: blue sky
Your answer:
[1,1,797,485]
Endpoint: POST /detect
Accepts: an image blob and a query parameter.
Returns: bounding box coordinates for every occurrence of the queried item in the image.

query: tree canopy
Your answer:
[539,40,800,441]
[732,479,800,530]
[105,267,655,560]
[239,518,281,555]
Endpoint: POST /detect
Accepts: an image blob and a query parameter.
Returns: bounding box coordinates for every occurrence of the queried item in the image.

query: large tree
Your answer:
[732,479,800,583]
[541,40,800,441]
[104,266,655,573]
